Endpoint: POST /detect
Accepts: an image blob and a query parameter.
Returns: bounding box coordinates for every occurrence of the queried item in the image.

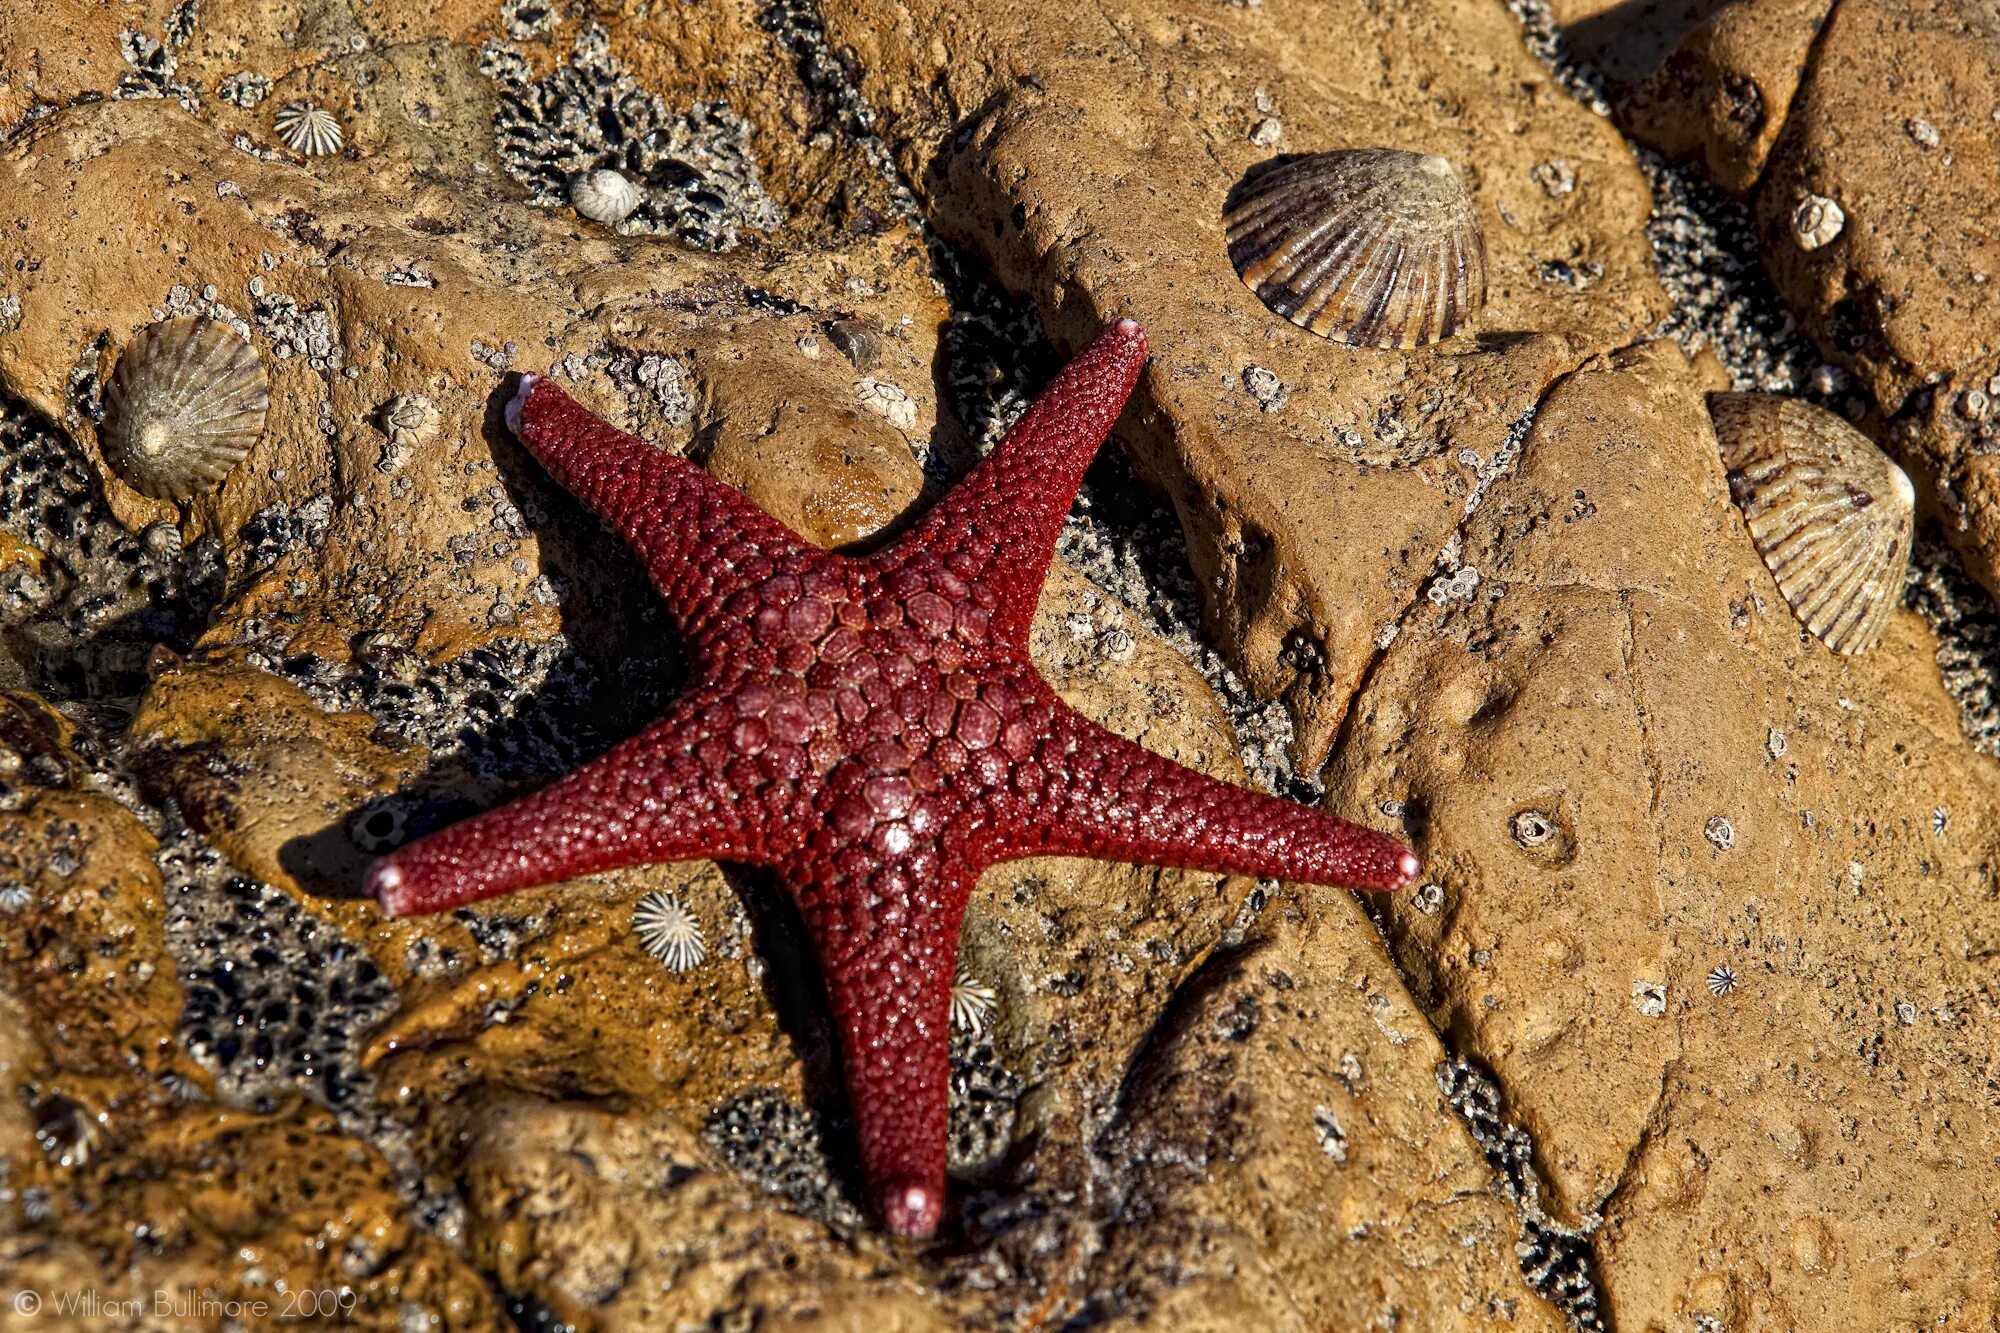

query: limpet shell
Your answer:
[1710,393,1913,656]
[274,101,344,156]
[1224,149,1487,348]
[632,890,706,972]
[569,167,642,225]
[101,317,269,501]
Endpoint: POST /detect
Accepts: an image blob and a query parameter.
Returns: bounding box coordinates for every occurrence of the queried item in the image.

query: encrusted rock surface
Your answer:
[836,0,1671,772]
[1,0,1997,1329]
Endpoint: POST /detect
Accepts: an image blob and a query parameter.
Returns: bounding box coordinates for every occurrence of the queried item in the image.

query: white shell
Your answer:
[1790,194,1844,251]
[1710,393,1914,656]
[949,971,999,1035]
[101,317,268,500]
[274,102,344,156]
[633,891,706,972]
[570,168,642,225]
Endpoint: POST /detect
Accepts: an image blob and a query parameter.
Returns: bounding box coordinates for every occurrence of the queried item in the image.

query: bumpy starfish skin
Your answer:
[365,318,1417,1237]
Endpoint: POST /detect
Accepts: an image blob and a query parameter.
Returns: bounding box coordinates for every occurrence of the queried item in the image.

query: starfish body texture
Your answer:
[366,318,1417,1237]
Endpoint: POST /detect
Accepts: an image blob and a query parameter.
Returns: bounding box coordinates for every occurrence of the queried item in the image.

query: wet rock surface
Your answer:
[0,0,1996,1330]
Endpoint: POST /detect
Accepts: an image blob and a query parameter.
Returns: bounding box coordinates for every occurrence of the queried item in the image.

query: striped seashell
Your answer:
[274,101,344,156]
[1710,393,1913,655]
[101,317,268,500]
[633,890,706,972]
[1225,149,1487,348]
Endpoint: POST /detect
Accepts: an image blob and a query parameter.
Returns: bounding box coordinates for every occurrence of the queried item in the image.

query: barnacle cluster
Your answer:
[158,826,397,1114]
[1642,152,1821,395]
[277,634,675,785]
[947,1028,1024,1174]
[115,3,200,111]
[0,389,222,697]
[703,1086,864,1227]
[1438,1059,1605,1333]
[483,27,783,251]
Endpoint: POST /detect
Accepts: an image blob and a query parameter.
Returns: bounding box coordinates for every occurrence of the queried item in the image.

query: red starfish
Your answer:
[365,318,1417,1237]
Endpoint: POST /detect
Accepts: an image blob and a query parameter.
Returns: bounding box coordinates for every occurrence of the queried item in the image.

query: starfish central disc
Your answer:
[364,317,1417,1238]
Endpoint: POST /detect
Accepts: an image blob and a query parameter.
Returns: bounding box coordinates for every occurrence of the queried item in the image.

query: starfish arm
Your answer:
[788,844,971,1238]
[889,319,1148,646]
[1009,707,1419,891]
[366,687,775,917]
[507,375,813,624]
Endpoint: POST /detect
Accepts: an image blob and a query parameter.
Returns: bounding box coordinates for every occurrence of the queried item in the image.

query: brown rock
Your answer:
[4,0,1999,1326]
[460,1097,961,1331]
[1624,0,1834,194]
[1542,0,1729,98]
[1327,342,2000,1327]
[1753,0,2000,601]
[1085,888,1565,1331]
[130,663,425,899]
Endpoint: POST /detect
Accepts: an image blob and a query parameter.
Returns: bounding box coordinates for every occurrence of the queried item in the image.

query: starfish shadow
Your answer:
[283,379,682,897]
[713,863,877,1213]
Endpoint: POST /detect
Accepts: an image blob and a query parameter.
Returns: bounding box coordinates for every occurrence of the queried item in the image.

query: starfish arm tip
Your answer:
[881,1179,943,1238]
[504,372,542,437]
[366,859,414,917]
[1396,849,1422,886]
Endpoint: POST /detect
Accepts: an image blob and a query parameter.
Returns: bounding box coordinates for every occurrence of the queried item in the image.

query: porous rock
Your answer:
[0,0,1996,1326]
[828,0,1672,772]
[1623,0,1835,194]
[1327,342,2000,1328]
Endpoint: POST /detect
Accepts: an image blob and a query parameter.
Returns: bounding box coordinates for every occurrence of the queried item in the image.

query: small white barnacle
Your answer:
[633,891,706,972]
[1703,816,1736,851]
[949,970,999,1035]
[1511,809,1559,848]
[856,377,918,431]
[569,168,643,225]
[0,881,31,912]
[1790,194,1844,252]
[274,101,345,156]
[1705,965,1738,996]
[375,393,440,474]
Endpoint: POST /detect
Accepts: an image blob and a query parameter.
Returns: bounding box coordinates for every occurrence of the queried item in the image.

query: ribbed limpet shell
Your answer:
[1709,393,1913,656]
[274,101,344,156]
[1224,149,1487,348]
[101,317,269,500]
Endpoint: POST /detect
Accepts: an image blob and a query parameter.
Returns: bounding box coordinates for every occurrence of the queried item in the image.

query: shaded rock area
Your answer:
[0,1,1994,1332]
